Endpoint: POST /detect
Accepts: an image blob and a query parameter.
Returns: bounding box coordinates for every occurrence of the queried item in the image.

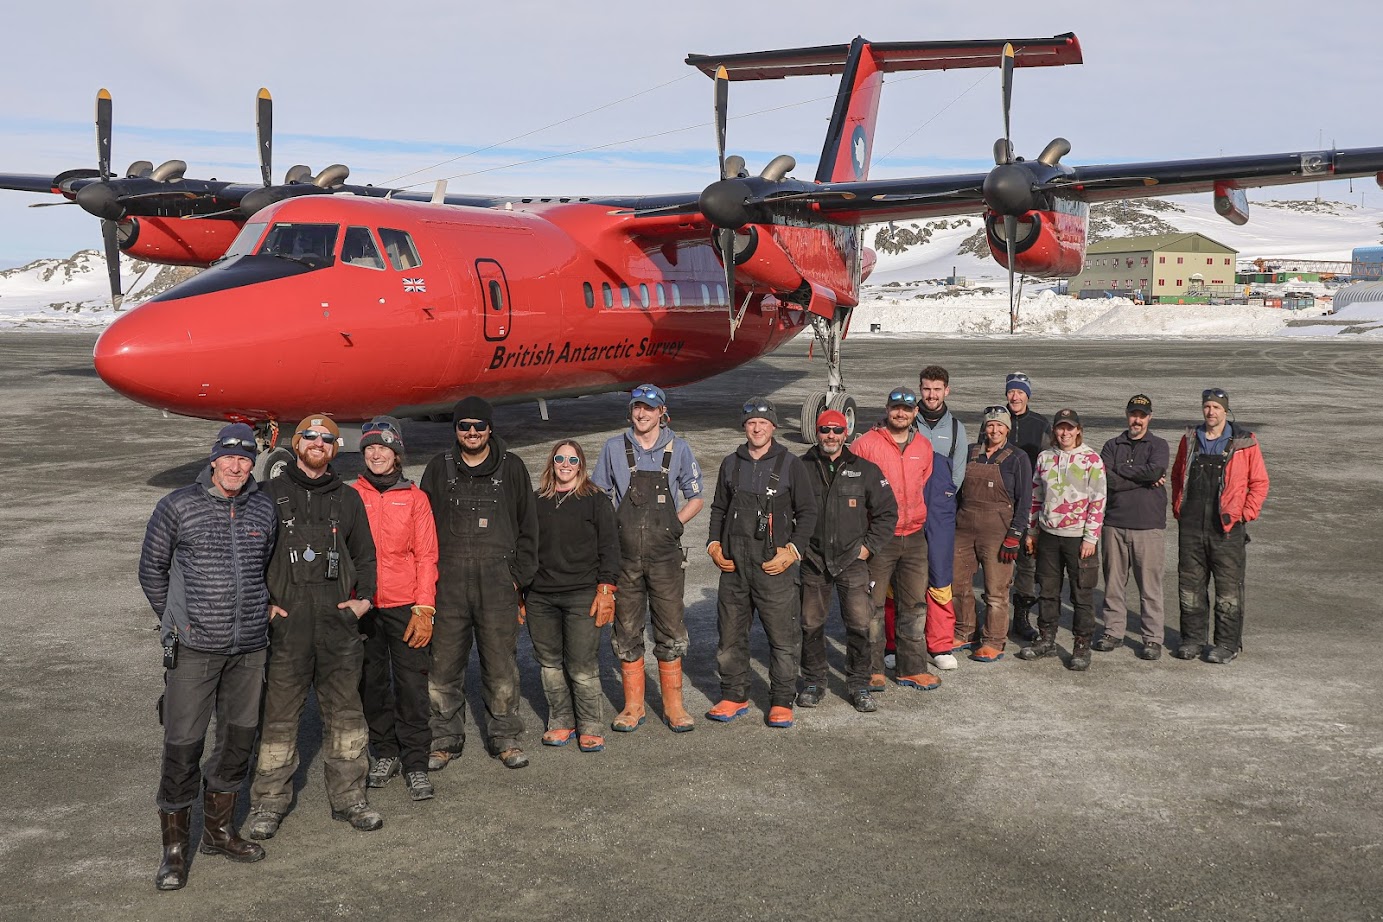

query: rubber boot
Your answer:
[155,808,190,891]
[200,789,266,862]
[1068,636,1092,672]
[611,660,646,732]
[1011,596,1039,642]
[657,659,695,733]
[1017,624,1058,661]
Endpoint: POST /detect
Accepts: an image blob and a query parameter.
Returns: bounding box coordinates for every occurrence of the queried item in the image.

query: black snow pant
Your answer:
[715,542,802,709]
[157,647,265,812]
[251,585,369,815]
[1035,531,1099,640]
[359,604,431,774]
[800,558,875,693]
[1178,521,1248,653]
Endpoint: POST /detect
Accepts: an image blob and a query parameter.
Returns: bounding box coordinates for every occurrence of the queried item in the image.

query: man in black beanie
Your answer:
[420,396,538,769]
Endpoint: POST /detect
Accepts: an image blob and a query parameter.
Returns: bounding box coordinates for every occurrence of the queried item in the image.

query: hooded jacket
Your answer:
[420,433,539,589]
[1028,444,1107,543]
[352,474,439,609]
[1171,425,1269,532]
[851,424,934,536]
[139,467,277,654]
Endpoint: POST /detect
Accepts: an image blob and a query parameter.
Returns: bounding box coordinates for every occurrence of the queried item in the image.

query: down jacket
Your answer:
[138,467,278,654]
[1171,426,1269,532]
[352,475,439,609]
[851,426,934,536]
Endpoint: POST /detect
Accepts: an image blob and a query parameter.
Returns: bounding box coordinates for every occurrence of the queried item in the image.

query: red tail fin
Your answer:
[816,38,883,183]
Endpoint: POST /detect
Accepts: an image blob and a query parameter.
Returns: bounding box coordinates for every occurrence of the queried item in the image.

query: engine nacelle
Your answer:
[985,204,1088,279]
[118,216,244,267]
[1214,182,1250,226]
[726,225,806,294]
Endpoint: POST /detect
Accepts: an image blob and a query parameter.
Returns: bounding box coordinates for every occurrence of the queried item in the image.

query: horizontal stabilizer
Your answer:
[686,34,1081,80]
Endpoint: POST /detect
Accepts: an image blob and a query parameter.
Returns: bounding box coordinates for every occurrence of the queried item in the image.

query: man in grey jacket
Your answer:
[138,424,277,890]
[1096,394,1170,660]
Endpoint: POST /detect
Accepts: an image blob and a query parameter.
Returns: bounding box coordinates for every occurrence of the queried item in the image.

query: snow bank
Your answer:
[0,250,160,329]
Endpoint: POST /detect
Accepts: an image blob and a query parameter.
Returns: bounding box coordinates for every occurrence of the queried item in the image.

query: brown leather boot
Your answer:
[200,790,266,862]
[611,660,646,732]
[155,808,190,891]
[657,659,695,733]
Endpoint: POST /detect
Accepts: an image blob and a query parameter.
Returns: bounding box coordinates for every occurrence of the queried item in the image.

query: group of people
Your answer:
[137,370,1269,890]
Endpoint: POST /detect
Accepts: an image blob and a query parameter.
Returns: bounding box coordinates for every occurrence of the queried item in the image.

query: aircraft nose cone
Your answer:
[699,178,752,229]
[75,181,125,221]
[983,163,1035,216]
[93,306,190,408]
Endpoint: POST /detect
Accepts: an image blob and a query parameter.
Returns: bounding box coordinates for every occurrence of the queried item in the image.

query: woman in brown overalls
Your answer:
[952,407,1034,662]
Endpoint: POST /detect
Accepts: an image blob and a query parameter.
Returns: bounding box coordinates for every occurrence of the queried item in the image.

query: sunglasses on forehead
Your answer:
[362,420,399,434]
[983,405,1008,416]
[456,420,490,432]
[552,454,581,465]
[742,401,772,414]
[631,385,663,401]
[817,425,846,435]
[887,390,918,407]
[1202,388,1228,402]
[215,436,256,451]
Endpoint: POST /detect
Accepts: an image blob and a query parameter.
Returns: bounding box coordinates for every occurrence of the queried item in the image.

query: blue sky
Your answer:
[3,0,1381,266]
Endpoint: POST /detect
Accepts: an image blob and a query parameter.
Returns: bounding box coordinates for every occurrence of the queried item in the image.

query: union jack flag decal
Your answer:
[403,278,426,293]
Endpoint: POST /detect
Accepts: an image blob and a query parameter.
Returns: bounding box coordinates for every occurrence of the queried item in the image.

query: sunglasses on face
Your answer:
[216,436,256,451]
[553,454,581,465]
[362,420,398,434]
[818,425,846,435]
[456,421,490,433]
[297,430,333,442]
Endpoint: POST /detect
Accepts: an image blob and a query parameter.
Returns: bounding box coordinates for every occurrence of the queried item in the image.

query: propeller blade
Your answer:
[743,189,857,207]
[181,207,242,220]
[1037,174,1158,192]
[100,218,123,311]
[871,187,981,204]
[29,201,76,208]
[1000,43,1014,165]
[256,88,273,188]
[1004,213,1018,335]
[714,65,729,180]
[95,89,113,180]
[606,200,699,217]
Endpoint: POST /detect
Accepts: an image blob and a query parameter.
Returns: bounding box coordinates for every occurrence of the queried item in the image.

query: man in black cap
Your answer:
[1096,395,1170,660]
[420,396,538,768]
[139,424,277,890]
[1005,371,1052,641]
[1170,388,1270,663]
[706,397,817,728]
[249,414,381,839]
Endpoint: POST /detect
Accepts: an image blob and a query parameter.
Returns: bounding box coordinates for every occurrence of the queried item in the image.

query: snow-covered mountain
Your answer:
[2,197,1380,333]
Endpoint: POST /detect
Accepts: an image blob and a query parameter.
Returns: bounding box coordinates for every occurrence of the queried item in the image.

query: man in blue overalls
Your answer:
[916,365,968,671]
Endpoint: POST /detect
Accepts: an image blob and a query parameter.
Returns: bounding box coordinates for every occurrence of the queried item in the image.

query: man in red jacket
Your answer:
[852,386,939,692]
[351,417,440,801]
[1170,388,1269,664]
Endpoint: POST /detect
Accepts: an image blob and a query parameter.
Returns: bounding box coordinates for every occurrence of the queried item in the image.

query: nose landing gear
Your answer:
[799,309,858,443]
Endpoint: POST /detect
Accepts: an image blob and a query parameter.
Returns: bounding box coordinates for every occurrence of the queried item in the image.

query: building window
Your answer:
[1176,279,1182,286]
[1141,257,1149,267]
[1158,279,1165,286]
[1225,258,1232,265]
[1207,257,1214,265]
[1177,257,1184,264]
[1159,256,1165,264]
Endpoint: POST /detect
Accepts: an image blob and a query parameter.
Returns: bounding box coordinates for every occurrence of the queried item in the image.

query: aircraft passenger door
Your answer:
[477,259,512,341]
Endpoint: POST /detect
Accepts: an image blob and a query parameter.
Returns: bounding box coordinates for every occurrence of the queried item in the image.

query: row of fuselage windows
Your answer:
[227,222,424,271]
[580,280,728,310]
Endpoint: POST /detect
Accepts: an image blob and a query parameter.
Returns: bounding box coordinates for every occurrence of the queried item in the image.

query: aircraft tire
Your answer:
[827,393,858,439]
[799,389,828,444]
[255,447,294,484]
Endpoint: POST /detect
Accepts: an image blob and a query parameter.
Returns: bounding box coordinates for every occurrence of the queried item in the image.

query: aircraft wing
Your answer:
[0,173,67,195]
[810,146,1383,224]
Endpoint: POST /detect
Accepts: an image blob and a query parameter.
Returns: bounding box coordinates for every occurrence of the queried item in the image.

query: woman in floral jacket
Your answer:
[1017,408,1107,671]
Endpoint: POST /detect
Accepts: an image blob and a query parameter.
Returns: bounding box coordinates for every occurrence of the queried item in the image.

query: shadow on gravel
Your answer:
[148,460,205,488]
[44,365,100,378]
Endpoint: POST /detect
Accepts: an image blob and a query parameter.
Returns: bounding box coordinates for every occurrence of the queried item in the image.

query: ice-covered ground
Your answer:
[0,250,160,328]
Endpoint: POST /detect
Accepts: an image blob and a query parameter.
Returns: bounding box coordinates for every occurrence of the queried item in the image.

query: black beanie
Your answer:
[452,396,493,427]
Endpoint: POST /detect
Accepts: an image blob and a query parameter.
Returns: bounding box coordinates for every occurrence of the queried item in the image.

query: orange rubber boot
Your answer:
[612,660,647,732]
[657,659,696,733]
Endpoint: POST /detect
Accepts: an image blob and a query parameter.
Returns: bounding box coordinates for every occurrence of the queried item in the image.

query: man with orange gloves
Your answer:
[706,397,817,729]
[852,387,939,693]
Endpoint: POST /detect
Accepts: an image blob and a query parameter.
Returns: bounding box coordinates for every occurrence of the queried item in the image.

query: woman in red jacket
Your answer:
[351,417,440,800]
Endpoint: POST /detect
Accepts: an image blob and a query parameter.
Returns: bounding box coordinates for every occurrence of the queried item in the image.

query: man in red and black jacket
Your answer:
[1171,388,1269,664]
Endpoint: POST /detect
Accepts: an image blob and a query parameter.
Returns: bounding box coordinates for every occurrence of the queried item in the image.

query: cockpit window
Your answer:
[379,228,422,270]
[341,226,385,270]
[258,223,340,263]
[224,222,267,259]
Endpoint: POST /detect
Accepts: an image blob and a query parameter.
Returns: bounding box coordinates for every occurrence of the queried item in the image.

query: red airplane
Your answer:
[6,33,1383,476]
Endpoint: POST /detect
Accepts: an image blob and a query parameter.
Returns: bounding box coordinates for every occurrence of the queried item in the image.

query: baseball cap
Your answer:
[629,384,667,409]
[886,387,918,408]
[1052,408,1081,428]
[1126,394,1153,415]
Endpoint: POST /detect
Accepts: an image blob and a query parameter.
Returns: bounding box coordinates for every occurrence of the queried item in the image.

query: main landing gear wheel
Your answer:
[800,389,828,444]
[255,447,293,483]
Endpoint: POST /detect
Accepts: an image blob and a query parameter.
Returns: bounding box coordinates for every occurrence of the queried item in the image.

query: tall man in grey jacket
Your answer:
[139,424,277,890]
[1096,394,1170,660]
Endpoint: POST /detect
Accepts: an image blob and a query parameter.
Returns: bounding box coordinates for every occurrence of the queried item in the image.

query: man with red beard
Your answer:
[248,414,380,840]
